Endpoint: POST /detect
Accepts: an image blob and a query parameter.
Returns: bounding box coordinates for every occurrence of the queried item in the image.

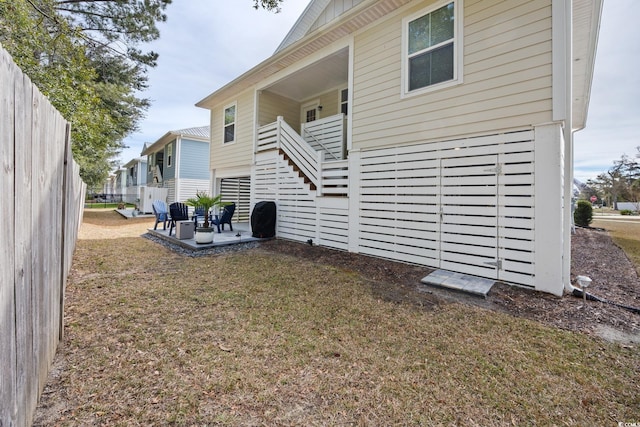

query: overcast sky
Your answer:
[118,0,639,184]
[117,0,309,164]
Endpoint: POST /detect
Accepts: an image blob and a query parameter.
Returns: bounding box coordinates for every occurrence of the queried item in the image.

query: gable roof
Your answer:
[275,0,331,53]
[141,126,210,156]
[197,0,412,109]
[123,156,146,169]
[173,125,210,140]
[276,0,370,53]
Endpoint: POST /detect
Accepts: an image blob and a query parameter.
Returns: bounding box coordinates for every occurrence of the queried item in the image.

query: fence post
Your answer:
[59,123,71,340]
[276,116,283,151]
[316,150,324,197]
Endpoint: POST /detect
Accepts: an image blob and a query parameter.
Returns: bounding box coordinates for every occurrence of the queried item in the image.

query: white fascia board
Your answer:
[552,0,571,123]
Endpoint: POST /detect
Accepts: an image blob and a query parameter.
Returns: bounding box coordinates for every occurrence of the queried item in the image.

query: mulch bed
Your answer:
[257,226,640,343]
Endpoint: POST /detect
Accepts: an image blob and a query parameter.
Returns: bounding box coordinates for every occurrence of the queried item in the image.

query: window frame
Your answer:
[166,143,173,167]
[223,102,237,144]
[401,0,463,98]
[339,87,348,116]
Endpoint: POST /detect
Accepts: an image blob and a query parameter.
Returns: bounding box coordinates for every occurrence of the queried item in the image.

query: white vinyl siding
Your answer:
[211,89,255,170]
[223,103,236,144]
[259,91,300,128]
[352,0,552,150]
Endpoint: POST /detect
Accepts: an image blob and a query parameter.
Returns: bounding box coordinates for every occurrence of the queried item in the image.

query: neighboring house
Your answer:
[113,167,127,200]
[196,0,602,296]
[102,173,116,199]
[123,156,148,205]
[142,126,211,205]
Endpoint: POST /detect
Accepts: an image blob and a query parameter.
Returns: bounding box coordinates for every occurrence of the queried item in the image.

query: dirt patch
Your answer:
[78,209,155,240]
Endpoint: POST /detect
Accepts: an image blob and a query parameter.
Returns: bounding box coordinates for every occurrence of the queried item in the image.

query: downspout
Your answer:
[553,0,575,293]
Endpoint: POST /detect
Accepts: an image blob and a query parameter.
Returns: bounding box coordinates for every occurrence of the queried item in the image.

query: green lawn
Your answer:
[42,221,639,425]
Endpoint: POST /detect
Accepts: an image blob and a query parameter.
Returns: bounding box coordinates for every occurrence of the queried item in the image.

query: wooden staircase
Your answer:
[279,148,317,191]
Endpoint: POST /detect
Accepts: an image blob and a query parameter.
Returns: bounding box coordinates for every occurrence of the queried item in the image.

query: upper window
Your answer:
[403,1,461,95]
[340,88,348,115]
[223,104,236,143]
[166,143,173,167]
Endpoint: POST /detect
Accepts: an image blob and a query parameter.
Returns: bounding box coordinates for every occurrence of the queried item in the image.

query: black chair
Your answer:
[168,202,190,236]
[211,203,235,233]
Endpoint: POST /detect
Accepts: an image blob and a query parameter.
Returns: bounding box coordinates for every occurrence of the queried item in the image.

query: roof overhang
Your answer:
[196,0,412,109]
[141,131,180,156]
[572,0,603,130]
[141,127,210,156]
[123,157,146,168]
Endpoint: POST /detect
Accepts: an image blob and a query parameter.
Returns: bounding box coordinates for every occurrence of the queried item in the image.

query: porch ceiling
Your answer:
[263,48,349,101]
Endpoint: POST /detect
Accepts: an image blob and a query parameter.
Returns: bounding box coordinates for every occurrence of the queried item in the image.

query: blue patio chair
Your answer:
[211,202,235,233]
[152,200,169,230]
[168,202,190,236]
[192,206,208,228]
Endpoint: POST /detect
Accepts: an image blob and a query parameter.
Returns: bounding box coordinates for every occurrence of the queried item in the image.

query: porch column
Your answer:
[347,148,361,253]
[534,123,565,296]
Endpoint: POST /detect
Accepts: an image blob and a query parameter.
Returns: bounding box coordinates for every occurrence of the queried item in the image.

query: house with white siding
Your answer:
[142,126,211,205]
[113,167,126,200]
[196,0,602,296]
[122,156,147,205]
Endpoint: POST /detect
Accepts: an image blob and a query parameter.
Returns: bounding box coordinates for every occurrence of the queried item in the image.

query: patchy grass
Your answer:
[592,218,640,273]
[37,213,640,425]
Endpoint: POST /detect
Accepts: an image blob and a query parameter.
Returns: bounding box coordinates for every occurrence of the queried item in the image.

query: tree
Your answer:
[1,0,285,189]
[586,150,640,210]
[254,0,284,12]
[0,0,170,189]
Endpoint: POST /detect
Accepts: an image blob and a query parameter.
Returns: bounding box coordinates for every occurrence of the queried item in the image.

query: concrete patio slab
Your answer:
[146,222,261,251]
[420,269,495,298]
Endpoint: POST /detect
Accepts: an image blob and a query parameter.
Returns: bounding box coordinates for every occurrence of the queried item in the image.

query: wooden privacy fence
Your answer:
[0,45,86,426]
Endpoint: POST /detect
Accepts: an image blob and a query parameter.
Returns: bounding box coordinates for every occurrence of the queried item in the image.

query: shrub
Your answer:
[574,200,593,227]
[620,209,635,216]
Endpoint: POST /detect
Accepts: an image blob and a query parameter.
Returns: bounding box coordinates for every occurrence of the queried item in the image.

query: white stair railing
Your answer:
[256,116,349,197]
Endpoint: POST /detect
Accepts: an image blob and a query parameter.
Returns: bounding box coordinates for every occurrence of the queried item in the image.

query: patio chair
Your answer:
[152,200,169,230]
[168,202,190,236]
[192,206,208,228]
[211,202,235,233]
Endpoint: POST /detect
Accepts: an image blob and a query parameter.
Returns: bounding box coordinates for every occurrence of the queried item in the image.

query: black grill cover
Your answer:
[251,201,276,238]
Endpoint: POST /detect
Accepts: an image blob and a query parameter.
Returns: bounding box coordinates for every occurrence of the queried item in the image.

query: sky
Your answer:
[573,0,640,183]
[116,0,309,165]
[117,0,639,184]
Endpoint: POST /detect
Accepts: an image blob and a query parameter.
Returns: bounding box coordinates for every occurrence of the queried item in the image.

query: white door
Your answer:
[300,100,320,132]
[439,154,500,279]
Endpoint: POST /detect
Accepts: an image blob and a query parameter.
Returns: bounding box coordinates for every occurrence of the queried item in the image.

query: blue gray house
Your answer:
[142,126,211,204]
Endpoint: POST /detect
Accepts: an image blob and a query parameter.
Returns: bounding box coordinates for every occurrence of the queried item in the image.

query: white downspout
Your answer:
[552,0,575,293]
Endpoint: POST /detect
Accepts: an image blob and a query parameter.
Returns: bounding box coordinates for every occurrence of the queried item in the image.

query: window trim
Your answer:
[339,87,348,116]
[166,143,173,167]
[223,102,237,144]
[401,0,463,98]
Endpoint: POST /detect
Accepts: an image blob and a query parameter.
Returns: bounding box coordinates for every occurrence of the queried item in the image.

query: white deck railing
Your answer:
[257,116,348,197]
[301,113,346,160]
